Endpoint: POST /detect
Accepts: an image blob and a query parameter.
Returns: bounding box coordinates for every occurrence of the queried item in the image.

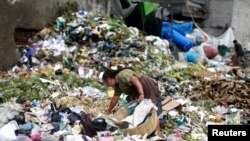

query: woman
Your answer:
[103,68,160,114]
[102,68,162,137]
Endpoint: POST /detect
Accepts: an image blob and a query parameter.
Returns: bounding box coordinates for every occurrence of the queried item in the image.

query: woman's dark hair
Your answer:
[102,67,134,81]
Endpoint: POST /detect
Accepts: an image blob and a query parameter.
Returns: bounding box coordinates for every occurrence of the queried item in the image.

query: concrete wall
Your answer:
[0,0,110,71]
[81,0,111,15]
[202,0,233,36]
[0,0,18,71]
[198,0,250,48]
[12,0,110,30]
[204,0,233,28]
[231,0,250,47]
[203,0,250,48]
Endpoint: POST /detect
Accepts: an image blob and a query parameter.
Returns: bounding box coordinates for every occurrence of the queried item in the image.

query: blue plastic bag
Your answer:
[186,52,199,63]
[162,28,193,52]
[25,48,36,58]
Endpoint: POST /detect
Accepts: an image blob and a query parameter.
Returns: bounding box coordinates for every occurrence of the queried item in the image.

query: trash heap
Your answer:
[12,11,189,91]
[184,79,250,109]
[0,9,249,141]
[161,21,235,68]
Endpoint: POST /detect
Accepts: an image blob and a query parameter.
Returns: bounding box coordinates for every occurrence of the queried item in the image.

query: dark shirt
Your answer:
[234,42,244,56]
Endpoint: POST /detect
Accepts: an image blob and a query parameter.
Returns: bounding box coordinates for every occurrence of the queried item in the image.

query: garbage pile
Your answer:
[0,98,113,141]
[0,9,249,141]
[13,10,173,78]
[161,21,234,68]
[184,79,250,109]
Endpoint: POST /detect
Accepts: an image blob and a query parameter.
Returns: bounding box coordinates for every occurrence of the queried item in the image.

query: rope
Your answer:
[185,4,199,28]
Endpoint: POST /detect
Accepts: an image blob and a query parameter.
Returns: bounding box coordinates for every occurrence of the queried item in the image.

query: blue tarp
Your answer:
[162,27,193,52]
[162,21,193,36]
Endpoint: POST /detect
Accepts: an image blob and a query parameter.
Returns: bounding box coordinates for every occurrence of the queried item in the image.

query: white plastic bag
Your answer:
[0,120,19,141]
[133,99,157,127]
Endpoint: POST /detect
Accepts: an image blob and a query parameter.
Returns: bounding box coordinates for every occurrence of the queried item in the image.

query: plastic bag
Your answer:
[0,120,19,140]
[133,99,157,127]
[186,52,199,63]
[203,43,219,59]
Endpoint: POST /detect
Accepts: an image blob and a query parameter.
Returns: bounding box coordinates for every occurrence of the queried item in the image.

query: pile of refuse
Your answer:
[13,10,173,78]
[0,9,249,141]
[184,79,250,109]
[161,20,234,68]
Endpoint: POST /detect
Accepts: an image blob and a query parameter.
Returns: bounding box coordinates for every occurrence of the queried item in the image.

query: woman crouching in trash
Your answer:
[102,68,163,137]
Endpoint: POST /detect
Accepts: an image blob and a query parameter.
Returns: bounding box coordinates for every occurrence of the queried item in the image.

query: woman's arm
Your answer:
[130,76,144,101]
[105,95,120,115]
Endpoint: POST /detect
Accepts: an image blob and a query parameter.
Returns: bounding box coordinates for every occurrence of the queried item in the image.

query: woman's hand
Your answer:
[105,95,119,116]
[137,94,144,102]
